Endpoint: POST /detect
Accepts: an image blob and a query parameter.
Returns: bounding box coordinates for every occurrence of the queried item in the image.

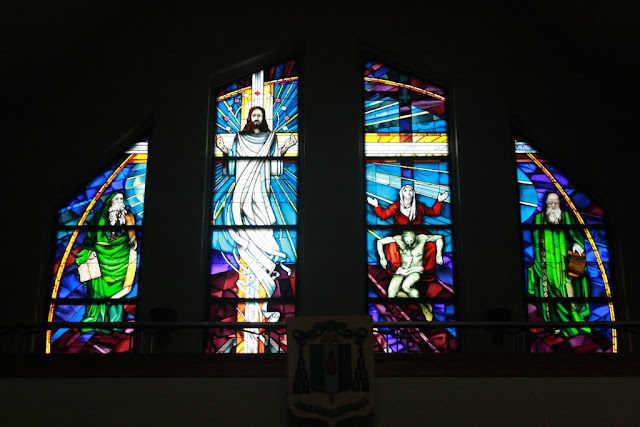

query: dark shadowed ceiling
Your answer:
[2,1,639,116]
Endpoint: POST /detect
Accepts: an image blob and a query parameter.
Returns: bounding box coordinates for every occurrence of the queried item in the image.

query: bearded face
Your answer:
[250,108,263,130]
[241,106,270,134]
[401,231,417,248]
[544,194,562,224]
[545,205,562,224]
[108,194,127,226]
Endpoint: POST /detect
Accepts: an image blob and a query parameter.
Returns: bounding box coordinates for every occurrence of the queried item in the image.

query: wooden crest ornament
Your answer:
[287,316,375,426]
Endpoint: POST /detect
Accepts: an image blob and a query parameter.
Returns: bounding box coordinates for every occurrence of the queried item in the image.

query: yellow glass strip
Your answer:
[368,170,450,193]
[276,113,298,133]
[365,133,447,143]
[131,154,148,163]
[364,77,445,101]
[217,87,248,102]
[236,259,247,353]
[412,134,448,143]
[368,162,449,174]
[278,174,297,196]
[124,172,146,181]
[365,101,399,115]
[46,154,135,353]
[527,153,616,351]
[272,195,297,258]
[272,178,297,259]
[366,110,434,127]
[284,168,297,180]
[217,77,298,102]
[216,101,241,133]
[279,82,294,101]
[125,182,146,191]
[213,182,235,221]
[274,83,284,101]
[367,229,382,240]
[273,177,298,213]
[265,76,298,86]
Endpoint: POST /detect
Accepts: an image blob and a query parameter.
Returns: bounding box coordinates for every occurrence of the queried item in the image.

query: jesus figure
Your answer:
[215,105,297,352]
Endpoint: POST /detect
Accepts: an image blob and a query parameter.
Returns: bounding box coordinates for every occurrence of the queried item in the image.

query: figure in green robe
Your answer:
[527,192,590,337]
[75,192,138,332]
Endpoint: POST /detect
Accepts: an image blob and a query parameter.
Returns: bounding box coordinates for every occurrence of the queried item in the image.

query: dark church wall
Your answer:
[1,377,640,425]
[2,0,640,423]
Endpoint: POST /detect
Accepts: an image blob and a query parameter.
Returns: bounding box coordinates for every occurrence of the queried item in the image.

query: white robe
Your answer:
[224,131,287,351]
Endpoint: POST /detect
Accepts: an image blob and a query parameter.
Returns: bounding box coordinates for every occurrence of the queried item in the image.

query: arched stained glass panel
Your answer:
[208,59,299,354]
[364,60,457,353]
[47,137,149,354]
[515,137,617,353]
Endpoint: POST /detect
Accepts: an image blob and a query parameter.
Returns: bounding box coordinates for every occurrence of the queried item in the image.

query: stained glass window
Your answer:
[515,137,616,353]
[364,60,457,353]
[47,137,148,354]
[208,60,299,354]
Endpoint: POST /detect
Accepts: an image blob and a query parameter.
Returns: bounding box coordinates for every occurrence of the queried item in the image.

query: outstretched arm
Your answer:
[434,235,444,265]
[215,134,229,155]
[437,191,449,202]
[371,201,398,220]
[281,134,297,155]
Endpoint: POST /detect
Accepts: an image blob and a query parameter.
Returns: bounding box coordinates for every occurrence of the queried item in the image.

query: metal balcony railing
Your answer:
[2,321,639,355]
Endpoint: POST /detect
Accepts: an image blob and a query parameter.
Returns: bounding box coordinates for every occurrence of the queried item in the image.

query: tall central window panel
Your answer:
[208,60,299,354]
[364,60,457,353]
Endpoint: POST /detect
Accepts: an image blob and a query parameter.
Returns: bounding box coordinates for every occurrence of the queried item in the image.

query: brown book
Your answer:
[566,250,586,278]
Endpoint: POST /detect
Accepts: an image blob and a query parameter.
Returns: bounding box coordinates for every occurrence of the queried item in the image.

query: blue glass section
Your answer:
[211,230,297,270]
[366,161,452,226]
[58,157,147,226]
[125,163,147,219]
[364,98,399,133]
[518,168,538,222]
[517,151,604,225]
[217,95,243,134]
[273,82,298,133]
[212,161,297,227]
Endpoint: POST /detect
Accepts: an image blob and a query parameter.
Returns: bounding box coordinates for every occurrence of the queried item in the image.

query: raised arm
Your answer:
[418,191,449,217]
[215,134,229,155]
[280,134,297,155]
[372,202,398,220]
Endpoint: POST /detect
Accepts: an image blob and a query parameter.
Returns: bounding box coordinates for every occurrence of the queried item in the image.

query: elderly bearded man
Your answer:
[75,192,137,330]
[527,192,590,336]
[215,106,297,325]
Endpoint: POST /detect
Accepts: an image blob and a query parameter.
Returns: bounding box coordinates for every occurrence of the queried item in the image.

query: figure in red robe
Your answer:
[367,185,448,284]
